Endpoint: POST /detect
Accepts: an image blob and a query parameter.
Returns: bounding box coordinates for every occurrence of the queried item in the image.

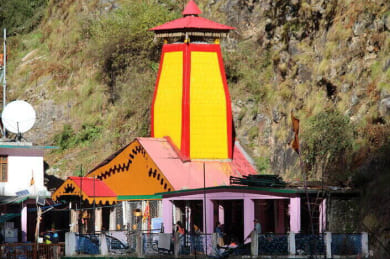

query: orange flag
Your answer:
[142,201,150,222]
[291,112,300,154]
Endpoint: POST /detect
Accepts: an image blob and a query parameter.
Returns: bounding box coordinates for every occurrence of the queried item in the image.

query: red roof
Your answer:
[150,1,235,32]
[69,176,116,197]
[182,0,201,16]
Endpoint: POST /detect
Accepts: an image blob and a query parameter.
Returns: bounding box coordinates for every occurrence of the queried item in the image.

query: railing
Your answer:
[295,233,325,255]
[65,231,369,258]
[0,243,64,259]
[331,233,362,255]
[258,234,288,255]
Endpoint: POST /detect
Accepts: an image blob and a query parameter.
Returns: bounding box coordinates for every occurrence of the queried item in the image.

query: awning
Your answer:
[52,177,117,205]
[0,213,20,223]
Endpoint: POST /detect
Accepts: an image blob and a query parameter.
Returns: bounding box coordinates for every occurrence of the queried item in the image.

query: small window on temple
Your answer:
[0,156,7,182]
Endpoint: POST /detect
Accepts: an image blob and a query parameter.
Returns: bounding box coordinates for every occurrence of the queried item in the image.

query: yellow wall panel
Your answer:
[154,51,183,149]
[190,51,228,159]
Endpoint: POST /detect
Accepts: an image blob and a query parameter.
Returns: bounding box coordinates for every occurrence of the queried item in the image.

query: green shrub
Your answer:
[0,0,47,35]
[301,109,353,183]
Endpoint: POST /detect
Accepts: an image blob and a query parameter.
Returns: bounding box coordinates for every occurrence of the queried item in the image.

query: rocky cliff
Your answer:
[2,0,390,256]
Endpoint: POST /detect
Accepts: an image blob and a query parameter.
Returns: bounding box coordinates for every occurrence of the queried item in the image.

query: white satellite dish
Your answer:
[2,100,36,134]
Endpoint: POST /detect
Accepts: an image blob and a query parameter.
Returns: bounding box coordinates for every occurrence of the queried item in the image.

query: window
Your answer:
[0,156,7,182]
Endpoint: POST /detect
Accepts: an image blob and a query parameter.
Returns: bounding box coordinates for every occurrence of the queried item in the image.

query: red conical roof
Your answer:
[182,0,201,16]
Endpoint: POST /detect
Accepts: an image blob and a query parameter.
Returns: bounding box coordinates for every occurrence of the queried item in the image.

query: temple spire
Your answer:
[182,0,202,16]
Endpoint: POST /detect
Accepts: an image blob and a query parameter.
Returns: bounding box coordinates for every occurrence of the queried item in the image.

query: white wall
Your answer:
[0,149,47,196]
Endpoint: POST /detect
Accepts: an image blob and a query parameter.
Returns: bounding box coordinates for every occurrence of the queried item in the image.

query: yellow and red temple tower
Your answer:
[150,0,235,160]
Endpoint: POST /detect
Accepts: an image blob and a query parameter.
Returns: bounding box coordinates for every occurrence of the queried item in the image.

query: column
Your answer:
[109,207,117,231]
[319,199,326,233]
[218,203,224,224]
[203,198,214,234]
[243,198,255,242]
[95,208,102,232]
[325,232,332,259]
[361,232,369,258]
[288,232,296,256]
[289,197,301,233]
[162,199,173,233]
[21,204,27,242]
[70,209,79,232]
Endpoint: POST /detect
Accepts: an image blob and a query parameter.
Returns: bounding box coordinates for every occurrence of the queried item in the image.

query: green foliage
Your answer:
[301,109,353,182]
[255,157,270,172]
[89,0,178,102]
[53,123,102,150]
[0,0,47,35]
[53,124,75,150]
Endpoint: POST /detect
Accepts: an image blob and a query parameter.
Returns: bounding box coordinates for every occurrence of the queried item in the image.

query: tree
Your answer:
[301,109,353,184]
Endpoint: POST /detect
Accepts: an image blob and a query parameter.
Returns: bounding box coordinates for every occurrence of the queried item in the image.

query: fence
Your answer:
[0,243,64,259]
[65,231,369,258]
[252,232,368,258]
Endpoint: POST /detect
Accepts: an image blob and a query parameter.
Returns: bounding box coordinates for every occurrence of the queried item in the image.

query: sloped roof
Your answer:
[68,177,117,197]
[52,176,117,204]
[138,137,257,190]
[150,0,235,32]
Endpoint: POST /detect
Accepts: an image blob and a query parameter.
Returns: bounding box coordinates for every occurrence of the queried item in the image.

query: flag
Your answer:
[30,171,35,186]
[142,201,150,222]
[291,112,300,154]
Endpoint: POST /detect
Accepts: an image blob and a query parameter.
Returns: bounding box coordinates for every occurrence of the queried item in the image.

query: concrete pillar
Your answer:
[319,199,327,233]
[288,232,296,256]
[218,204,224,224]
[99,234,108,255]
[361,232,369,258]
[136,232,144,257]
[95,208,102,232]
[243,198,255,242]
[162,199,173,233]
[65,232,76,256]
[289,197,301,233]
[325,232,332,259]
[251,231,258,256]
[21,204,27,242]
[70,210,79,233]
[204,198,214,234]
[109,207,116,231]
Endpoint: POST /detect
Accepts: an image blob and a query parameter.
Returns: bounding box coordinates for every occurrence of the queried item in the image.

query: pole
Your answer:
[203,162,207,255]
[2,28,6,139]
[93,175,96,234]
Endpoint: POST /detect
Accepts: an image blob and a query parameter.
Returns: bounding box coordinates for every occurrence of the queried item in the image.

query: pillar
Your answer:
[95,208,102,232]
[99,234,108,255]
[162,199,173,233]
[325,232,332,259]
[70,209,79,233]
[361,232,369,258]
[65,232,76,256]
[244,198,255,242]
[203,198,214,234]
[109,207,117,231]
[288,232,296,256]
[218,204,224,224]
[289,197,301,233]
[21,204,27,242]
[319,198,326,233]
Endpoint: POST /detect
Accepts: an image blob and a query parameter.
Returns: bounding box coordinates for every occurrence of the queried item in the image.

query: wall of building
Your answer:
[0,154,45,196]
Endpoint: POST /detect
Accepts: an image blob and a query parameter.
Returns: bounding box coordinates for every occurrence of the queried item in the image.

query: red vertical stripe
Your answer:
[181,43,191,157]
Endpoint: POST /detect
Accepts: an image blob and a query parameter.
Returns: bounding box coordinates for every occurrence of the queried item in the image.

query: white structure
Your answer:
[0,143,49,197]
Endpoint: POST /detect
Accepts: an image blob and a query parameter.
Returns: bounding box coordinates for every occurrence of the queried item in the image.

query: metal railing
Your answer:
[0,243,64,259]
